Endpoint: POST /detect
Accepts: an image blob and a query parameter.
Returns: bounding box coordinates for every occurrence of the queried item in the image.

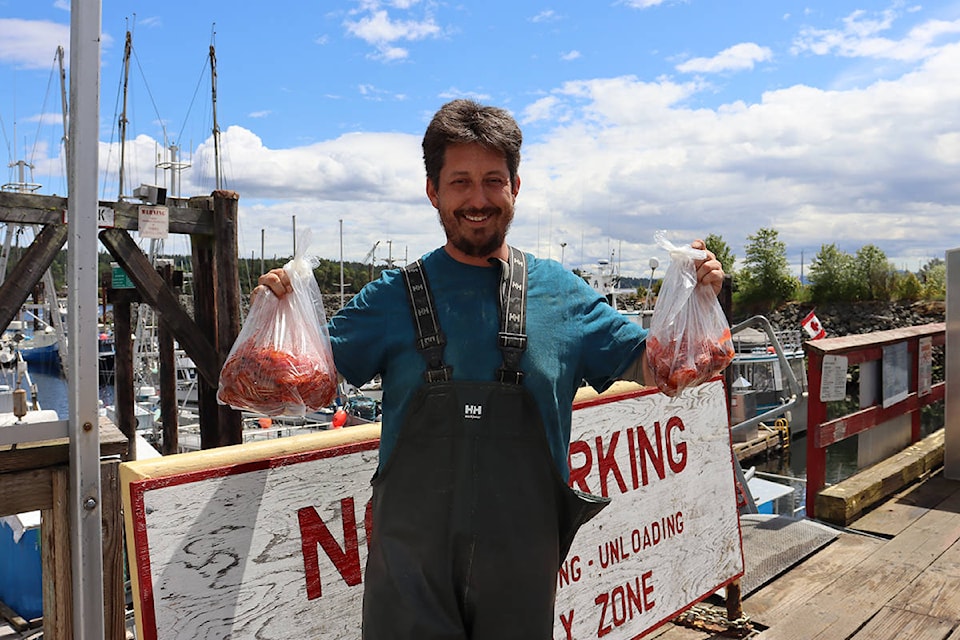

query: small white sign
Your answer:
[820,354,849,402]
[97,205,115,228]
[138,205,169,239]
[918,337,932,397]
[882,342,909,408]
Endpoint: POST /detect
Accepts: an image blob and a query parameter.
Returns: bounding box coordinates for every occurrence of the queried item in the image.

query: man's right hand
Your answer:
[253,268,292,302]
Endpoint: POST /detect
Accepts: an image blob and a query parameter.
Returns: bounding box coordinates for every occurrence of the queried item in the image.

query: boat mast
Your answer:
[118,30,132,201]
[209,39,222,190]
[58,45,69,170]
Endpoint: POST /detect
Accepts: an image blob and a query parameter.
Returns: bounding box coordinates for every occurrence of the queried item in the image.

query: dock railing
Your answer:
[805,323,946,519]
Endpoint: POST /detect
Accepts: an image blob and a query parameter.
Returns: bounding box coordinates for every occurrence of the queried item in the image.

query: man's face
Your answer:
[426,143,520,265]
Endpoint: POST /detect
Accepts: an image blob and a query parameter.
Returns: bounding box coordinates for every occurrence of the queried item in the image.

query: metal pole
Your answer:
[68,0,105,637]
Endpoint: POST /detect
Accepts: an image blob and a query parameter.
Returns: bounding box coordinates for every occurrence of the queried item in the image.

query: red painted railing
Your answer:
[805,323,946,519]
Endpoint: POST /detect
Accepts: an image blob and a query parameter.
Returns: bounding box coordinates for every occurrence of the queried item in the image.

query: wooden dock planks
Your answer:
[750,476,960,640]
[851,472,960,538]
[645,469,960,639]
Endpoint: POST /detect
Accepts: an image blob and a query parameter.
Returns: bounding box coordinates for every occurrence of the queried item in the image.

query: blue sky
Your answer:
[2,0,960,280]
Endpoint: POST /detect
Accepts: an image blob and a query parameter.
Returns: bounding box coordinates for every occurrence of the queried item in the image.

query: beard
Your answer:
[439,205,514,258]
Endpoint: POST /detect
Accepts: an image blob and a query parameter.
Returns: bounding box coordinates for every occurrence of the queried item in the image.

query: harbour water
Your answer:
[8,360,115,419]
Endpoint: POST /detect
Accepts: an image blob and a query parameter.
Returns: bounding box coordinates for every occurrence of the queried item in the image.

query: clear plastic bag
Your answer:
[217,230,338,416]
[646,230,734,396]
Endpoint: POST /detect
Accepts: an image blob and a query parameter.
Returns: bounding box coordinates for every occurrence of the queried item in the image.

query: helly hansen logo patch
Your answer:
[464,404,483,420]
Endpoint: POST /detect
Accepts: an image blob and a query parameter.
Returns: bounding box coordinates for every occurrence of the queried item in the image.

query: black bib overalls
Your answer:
[361,247,609,640]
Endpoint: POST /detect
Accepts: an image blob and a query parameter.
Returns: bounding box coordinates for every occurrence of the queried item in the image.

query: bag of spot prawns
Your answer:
[217,229,338,416]
[646,230,734,397]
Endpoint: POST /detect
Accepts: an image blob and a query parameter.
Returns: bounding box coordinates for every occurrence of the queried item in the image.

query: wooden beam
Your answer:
[98,227,221,387]
[213,190,243,446]
[0,222,68,332]
[106,289,139,455]
[0,467,54,515]
[815,430,945,526]
[0,191,216,235]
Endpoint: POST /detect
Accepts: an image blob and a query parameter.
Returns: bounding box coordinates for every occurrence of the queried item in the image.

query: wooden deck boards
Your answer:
[652,472,960,639]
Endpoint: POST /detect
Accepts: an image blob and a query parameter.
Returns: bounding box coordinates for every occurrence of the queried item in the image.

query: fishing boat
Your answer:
[583,256,653,328]
[728,317,809,436]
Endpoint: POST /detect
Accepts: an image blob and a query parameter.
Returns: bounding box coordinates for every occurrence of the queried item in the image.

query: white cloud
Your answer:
[0,19,70,69]
[620,0,669,8]
[676,43,773,74]
[531,10,559,23]
[343,8,440,60]
[792,8,960,61]
[561,50,582,62]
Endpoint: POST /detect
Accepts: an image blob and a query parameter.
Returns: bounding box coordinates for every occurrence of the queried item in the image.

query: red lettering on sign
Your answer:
[595,572,655,637]
[635,422,665,485]
[558,555,582,589]
[665,416,687,474]
[559,609,575,639]
[298,498,362,600]
[595,431,627,497]
[636,417,688,486]
[568,416,689,495]
[598,536,630,568]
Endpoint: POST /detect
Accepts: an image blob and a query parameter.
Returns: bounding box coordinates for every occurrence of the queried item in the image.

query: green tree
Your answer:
[736,227,798,307]
[921,261,946,300]
[895,271,923,301]
[854,244,896,301]
[704,233,736,275]
[808,243,855,302]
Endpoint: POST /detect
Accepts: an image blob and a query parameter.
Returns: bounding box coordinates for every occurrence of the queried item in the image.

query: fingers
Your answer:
[256,268,293,298]
[691,239,724,296]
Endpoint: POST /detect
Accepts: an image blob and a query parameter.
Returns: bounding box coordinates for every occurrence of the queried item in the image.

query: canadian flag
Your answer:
[801,309,826,340]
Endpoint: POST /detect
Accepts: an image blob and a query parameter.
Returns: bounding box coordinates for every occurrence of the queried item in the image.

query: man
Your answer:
[256,99,724,639]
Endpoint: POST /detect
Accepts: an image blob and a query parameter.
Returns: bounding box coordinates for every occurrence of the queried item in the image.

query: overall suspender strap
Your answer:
[403,248,529,386]
[401,259,453,383]
[494,246,528,385]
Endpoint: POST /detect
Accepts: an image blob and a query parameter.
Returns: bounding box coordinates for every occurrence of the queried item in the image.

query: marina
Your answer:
[0,9,957,638]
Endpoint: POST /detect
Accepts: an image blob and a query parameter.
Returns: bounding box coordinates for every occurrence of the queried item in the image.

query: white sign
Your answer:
[97,205,115,228]
[138,205,169,239]
[820,354,849,402]
[556,381,742,639]
[918,336,932,397]
[882,342,909,408]
[122,382,741,640]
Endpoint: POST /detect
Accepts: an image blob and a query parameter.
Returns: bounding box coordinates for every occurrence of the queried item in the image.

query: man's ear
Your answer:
[426,177,439,208]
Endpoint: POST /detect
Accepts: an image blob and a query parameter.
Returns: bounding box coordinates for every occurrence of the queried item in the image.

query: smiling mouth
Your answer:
[458,207,498,223]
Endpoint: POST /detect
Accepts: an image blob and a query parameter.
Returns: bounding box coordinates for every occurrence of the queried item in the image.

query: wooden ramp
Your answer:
[648,472,960,640]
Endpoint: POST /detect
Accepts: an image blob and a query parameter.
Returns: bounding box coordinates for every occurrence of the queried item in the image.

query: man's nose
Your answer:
[463,182,492,208]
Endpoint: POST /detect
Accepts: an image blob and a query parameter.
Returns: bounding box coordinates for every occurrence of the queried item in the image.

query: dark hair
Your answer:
[422,99,522,189]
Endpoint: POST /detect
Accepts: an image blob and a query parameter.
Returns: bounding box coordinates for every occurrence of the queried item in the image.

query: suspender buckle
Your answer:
[496,368,524,385]
[424,366,453,383]
[498,332,527,351]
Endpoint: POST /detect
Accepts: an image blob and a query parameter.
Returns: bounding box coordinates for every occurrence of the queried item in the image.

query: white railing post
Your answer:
[946,248,960,480]
[68,0,105,637]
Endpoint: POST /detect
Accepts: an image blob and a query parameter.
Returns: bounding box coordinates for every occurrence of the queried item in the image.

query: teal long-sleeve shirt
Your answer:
[329,247,647,480]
